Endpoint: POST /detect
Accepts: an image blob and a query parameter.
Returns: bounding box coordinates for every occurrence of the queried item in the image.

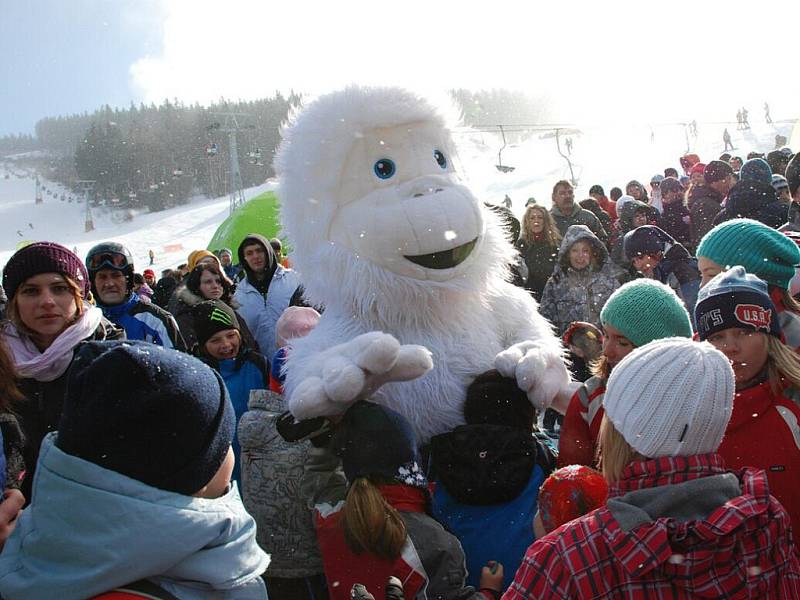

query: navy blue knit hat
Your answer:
[57,341,235,495]
[623,225,675,259]
[332,401,426,489]
[694,266,782,341]
[740,158,772,185]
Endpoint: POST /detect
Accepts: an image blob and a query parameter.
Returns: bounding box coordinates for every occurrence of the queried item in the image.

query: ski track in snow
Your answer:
[1,119,793,272]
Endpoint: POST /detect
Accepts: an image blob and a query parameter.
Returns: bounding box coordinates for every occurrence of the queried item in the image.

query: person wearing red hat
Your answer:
[689,160,735,247]
[688,162,707,186]
[142,269,156,287]
[1,242,123,503]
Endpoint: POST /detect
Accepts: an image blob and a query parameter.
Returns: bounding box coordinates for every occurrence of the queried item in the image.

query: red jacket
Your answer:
[503,454,800,599]
[596,195,617,220]
[558,376,605,467]
[717,379,800,549]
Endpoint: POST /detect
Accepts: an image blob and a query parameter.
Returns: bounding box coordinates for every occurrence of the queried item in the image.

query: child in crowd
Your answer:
[270,306,321,393]
[532,465,608,539]
[694,266,800,548]
[301,401,504,600]
[239,388,329,600]
[506,338,800,598]
[429,370,557,589]
[193,300,269,484]
[539,224,620,335]
[696,218,800,350]
[0,341,268,599]
[623,225,700,315]
[559,279,693,467]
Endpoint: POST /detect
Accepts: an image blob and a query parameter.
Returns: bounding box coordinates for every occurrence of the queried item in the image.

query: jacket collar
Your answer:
[376,484,428,513]
[609,454,727,498]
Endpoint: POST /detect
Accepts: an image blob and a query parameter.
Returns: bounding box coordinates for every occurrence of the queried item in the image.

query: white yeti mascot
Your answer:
[276,86,573,442]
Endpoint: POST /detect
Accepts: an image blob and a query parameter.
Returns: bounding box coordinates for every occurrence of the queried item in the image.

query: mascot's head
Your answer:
[276,86,512,321]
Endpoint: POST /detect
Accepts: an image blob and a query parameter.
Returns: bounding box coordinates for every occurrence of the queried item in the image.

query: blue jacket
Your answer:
[429,425,555,589]
[432,465,547,589]
[0,434,268,600]
[100,293,185,350]
[215,352,269,483]
[233,266,300,355]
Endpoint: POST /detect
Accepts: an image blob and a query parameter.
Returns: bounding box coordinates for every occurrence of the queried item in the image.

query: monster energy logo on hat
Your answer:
[209,307,234,327]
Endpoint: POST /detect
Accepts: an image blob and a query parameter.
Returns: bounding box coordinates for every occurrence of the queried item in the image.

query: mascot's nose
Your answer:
[399,176,452,200]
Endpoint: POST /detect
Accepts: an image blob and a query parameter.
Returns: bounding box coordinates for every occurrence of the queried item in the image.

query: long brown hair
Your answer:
[340,478,407,560]
[520,204,562,247]
[0,338,23,409]
[5,274,84,340]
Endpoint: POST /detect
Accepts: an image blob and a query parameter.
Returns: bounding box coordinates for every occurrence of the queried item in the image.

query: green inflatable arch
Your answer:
[207,191,283,254]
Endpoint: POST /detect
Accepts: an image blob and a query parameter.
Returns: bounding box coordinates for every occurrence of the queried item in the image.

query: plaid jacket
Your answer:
[503,454,800,599]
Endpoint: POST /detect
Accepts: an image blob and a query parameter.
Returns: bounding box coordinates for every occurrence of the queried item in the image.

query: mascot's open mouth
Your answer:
[404,238,478,269]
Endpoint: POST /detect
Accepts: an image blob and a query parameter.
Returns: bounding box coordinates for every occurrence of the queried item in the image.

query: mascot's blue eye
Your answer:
[434,149,447,169]
[374,158,396,180]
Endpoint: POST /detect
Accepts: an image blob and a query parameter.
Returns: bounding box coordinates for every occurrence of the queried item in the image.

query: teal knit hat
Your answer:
[600,279,693,348]
[696,218,800,289]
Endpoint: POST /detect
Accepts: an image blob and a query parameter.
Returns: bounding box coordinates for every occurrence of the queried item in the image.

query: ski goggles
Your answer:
[87,252,130,271]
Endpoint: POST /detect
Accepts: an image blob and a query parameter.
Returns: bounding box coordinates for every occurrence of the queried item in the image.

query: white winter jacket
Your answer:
[233,266,301,354]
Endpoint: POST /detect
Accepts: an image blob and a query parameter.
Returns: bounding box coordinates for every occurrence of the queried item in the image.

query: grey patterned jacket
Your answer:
[539,224,620,335]
[238,389,325,578]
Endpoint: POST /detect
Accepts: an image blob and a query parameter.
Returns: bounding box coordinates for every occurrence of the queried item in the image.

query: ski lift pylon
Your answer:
[495,125,515,173]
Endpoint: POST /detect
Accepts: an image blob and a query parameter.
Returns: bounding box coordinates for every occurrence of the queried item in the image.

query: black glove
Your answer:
[276,411,333,447]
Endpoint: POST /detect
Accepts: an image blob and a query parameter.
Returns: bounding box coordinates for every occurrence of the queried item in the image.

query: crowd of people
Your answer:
[0,146,799,598]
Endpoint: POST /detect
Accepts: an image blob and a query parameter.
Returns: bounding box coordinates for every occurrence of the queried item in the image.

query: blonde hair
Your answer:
[6,274,84,339]
[767,335,800,393]
[597,414,641,483]
[340,478,407,560]
[590,354,612,380]
[779,288,800,315]
[520,204,562,247]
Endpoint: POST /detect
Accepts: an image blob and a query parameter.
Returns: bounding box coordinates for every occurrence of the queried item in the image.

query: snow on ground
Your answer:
[0,117,794,272]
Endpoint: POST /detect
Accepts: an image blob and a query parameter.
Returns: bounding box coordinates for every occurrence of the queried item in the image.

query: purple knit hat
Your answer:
[2,242,90,300]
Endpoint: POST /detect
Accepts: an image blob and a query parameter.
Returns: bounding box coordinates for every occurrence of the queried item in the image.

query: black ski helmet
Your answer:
[86,242,135,296]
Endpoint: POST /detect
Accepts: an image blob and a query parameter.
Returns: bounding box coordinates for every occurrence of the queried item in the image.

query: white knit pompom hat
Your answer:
[603,337,735,457]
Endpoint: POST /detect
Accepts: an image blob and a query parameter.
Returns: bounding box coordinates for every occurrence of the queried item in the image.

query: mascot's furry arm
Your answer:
[275,86,574,440]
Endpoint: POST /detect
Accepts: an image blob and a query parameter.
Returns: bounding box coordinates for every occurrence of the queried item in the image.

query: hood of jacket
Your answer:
[601,458,798,593]
[237,234,277,292]
[430,424,543,505]
[618,198,651,232]
[557,224,608,270]
[177,284,240,314]
[0,434,269,599]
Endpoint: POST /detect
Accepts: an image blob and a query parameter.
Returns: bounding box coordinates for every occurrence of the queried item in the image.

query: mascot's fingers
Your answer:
[521,349,572,412]
[495,340,541,377]
[289,376,333,420]
[322,355,368,404]
[351,331,402,375]
[384,345,433,382]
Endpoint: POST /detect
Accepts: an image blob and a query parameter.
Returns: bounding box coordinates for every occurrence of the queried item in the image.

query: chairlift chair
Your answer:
[495,125,515,173]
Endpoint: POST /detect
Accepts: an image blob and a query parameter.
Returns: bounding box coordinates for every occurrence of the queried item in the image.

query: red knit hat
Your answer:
[143,268,156,279]
[2,241,90,300]
[537,465,609,533]
[689,162,707,176]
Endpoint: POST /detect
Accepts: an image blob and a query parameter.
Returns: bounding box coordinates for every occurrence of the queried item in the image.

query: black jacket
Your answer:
[516,238,559,301]
[14,318,123,503]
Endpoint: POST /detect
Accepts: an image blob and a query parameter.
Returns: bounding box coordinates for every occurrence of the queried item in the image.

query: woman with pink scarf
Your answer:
[1,242,123,503]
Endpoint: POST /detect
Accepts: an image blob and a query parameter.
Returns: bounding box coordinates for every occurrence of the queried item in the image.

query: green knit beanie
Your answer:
[600,279,693,348]
[696,218,800,289]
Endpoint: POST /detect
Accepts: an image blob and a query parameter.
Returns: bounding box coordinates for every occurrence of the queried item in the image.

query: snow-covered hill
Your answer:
[1,117,795,272]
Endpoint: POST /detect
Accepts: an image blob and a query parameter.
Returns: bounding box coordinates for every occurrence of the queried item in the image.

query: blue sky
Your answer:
[1,1,799,138]
[0,0,162,136]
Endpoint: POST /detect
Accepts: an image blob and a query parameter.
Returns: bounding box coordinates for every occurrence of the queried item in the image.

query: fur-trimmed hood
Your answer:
[176,285,240,314]
[557,225,608,271]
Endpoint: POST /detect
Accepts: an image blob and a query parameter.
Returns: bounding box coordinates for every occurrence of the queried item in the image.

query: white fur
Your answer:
[275,86,571,442]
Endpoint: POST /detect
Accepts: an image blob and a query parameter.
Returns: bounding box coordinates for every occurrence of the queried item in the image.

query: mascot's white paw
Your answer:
[496,341,571,411]
[289,331,434,420]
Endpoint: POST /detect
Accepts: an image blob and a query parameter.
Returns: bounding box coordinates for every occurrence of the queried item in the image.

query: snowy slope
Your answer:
[1,118,794,271]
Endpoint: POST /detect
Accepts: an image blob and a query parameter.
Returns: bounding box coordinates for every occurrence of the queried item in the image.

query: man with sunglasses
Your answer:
[86,242,186,351]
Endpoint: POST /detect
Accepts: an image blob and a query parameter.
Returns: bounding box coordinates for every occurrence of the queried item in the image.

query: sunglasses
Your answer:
[88,252,129,270]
